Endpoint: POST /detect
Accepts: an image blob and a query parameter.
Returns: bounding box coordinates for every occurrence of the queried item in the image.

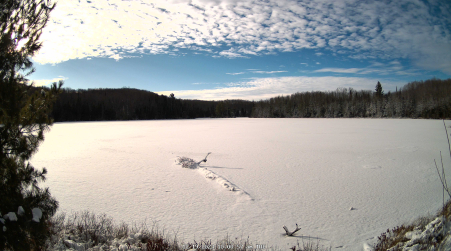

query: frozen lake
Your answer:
[31,118,451,250]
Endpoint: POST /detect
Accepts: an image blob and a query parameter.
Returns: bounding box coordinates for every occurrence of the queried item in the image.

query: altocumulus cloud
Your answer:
[35,0,451,74]
[315,60,421,76]
[157,76,404,101]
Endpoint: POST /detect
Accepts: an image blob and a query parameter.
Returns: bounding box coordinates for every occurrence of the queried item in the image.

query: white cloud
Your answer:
[252,70,287,74]
[315,68,362,74]
[33,0,451,74]
[313,62,423,76]
[157,76,403,100]
[227,69,287,75]
[31,77,67,87]
[218,48,247,58]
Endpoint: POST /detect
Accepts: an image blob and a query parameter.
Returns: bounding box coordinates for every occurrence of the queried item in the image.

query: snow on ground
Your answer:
[30,118,451,250]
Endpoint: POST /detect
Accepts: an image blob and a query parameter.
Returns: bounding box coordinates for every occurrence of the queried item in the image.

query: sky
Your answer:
[29,0,451,101]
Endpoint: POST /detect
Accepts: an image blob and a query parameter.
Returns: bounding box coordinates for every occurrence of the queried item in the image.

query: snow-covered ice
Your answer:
[30,118,451,250]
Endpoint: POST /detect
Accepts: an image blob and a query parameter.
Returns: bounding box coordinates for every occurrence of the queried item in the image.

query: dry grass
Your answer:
[46,210,182,251]
[289,238,331,251]
[372,224,416,251]
[439,199,451,220]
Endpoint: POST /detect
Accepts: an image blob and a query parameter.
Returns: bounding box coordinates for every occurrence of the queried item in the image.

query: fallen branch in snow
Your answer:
[197,152,212,165]
[283,223,301,236]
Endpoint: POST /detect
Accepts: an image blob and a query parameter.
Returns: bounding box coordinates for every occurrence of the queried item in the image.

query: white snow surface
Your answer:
[30,118,451,250]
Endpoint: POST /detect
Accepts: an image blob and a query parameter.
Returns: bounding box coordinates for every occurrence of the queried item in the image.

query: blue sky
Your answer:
[30,0,451,101]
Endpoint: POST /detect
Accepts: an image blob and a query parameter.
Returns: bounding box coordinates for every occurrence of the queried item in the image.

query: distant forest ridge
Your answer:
[47,78,451,121]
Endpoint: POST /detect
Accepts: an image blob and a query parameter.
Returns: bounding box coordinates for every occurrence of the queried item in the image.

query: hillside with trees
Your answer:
[47,78,451,121]
[50,88,254,121]
[250,78,451,119]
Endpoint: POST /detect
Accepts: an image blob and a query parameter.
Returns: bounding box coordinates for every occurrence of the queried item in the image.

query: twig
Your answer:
[283,224,302,236]
[444,120,451,162]
[197,152,212,165]
[434,120,451,213]
[434,156,451,199]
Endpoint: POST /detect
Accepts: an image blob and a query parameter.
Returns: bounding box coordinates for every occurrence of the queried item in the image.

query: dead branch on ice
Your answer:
[197,152,212,165]
[283,224,301,236]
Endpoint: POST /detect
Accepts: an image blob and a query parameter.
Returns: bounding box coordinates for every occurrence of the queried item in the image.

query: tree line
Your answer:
[46,78,451,122]
[250,78,451,119]
[49,87,254,121]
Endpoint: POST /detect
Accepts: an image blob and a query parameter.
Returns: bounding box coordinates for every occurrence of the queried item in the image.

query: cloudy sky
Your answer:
[30,0,451,101]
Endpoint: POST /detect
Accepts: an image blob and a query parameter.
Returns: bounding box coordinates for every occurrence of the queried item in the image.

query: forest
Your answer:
[251,78,451,119]
[46,78,451,121]
[50,88,254,121]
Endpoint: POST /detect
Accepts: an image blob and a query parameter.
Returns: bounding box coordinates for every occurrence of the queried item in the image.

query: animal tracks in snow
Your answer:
[175,156,253,200]
[197,167,253,200]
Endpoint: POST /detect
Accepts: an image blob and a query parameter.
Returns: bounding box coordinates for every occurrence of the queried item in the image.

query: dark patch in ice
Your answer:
[363,165,381,169]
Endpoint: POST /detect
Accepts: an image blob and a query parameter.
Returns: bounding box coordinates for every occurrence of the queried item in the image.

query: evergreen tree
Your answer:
[375,81,384,98]
[0,0,62,249]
